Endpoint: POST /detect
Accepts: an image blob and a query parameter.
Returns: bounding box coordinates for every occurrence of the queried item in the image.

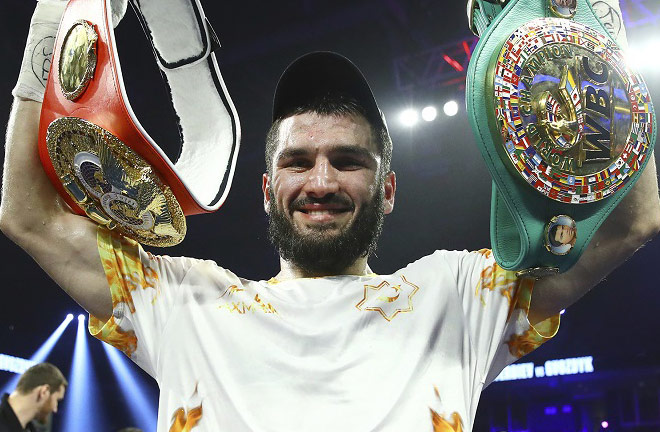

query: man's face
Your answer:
[554,224,576,246]
[35,385,65,423]
[263,112,395,274]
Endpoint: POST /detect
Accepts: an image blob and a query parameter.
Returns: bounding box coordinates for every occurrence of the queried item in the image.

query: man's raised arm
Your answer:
[1,97,112,321]
[0,1,112,322]
[529,155,660,324]
[523,0,660,324]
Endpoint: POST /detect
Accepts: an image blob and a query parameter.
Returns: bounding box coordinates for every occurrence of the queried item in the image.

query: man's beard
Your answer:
[268,185,385,275]
[35,406,51,424]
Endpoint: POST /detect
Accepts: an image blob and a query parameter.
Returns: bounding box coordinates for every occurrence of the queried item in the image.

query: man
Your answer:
[0,363,66,432]
[1,1,659,431]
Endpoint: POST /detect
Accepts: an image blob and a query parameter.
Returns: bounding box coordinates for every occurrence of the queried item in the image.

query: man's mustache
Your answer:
[290,195,355,211]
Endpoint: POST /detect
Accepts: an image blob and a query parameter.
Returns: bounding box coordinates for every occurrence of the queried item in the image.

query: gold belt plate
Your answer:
[46,117,186,246]
[491,18,653,204]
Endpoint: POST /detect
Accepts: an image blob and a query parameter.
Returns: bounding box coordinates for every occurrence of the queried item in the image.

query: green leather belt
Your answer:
[466,0,656,276]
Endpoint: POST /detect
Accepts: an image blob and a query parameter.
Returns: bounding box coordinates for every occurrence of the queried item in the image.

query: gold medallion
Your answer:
[46,117,186,246]
[58,20,98,101]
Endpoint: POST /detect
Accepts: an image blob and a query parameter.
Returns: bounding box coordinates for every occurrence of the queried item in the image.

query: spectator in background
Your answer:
[0,363,66,432]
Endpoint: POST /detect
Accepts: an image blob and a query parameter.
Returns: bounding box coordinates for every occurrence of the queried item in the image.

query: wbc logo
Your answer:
[493,18,653,204]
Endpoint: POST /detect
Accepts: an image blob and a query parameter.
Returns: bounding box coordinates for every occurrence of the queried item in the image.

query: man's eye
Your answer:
[286,159,311,169]
[334,158,363,169]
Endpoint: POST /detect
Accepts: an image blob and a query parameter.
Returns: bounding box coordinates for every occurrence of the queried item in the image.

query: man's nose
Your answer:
[304,160,339,197]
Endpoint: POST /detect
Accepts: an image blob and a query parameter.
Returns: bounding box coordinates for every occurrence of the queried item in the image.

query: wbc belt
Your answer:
[466,0,655,276]
[39,0,240,246]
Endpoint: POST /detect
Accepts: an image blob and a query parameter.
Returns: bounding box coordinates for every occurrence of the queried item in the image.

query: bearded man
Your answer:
[1,1,659,431]
[0,363,66,432]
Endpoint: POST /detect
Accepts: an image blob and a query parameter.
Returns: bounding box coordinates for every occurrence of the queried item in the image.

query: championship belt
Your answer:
[466,0,655,276]
[39,0,240,246]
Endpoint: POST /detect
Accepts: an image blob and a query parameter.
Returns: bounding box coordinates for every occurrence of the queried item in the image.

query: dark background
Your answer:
[0,0,659,430]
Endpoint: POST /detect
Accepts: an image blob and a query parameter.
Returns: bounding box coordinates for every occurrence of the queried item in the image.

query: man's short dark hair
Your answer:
[265,92,393,178]
[15,363,67,394]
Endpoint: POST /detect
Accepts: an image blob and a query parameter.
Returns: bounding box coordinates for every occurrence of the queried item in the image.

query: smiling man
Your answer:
[1,1,660,431]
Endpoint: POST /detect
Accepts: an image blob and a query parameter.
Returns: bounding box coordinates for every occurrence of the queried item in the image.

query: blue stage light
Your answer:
[78,314,85,321]
[61,312,105,430]
[0,314,74,393]
[544,406,558,415]
[102,343,158,431]
[0,354,36,374]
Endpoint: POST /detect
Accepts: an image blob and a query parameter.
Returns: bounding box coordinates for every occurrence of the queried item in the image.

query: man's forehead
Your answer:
[275,112,377,153]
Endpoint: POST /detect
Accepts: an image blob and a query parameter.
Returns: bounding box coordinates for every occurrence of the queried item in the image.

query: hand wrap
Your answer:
[12,0,127,102]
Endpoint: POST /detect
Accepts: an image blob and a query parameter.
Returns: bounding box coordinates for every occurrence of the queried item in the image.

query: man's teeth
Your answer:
[305,209,341,215]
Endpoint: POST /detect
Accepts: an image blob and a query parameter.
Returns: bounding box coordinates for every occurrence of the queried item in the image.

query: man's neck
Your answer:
[7,392,36,429]
[275,256,372,281]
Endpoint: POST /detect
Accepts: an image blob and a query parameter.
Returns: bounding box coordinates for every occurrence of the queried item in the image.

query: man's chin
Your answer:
[35,412,50,424]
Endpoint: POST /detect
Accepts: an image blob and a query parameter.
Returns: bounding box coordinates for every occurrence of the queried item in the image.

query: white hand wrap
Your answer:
[12,0,67,102]
[12,0,127,103]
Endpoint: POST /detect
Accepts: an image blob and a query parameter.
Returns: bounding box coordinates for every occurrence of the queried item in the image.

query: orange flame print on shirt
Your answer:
[99,227,161,314]
[474,251,517,307]
[429,386,464,432]
[97,316,138,357]
[169,404,202,432]
[506,314,560,358]
[430,411,464,432]
[476,249,492,259]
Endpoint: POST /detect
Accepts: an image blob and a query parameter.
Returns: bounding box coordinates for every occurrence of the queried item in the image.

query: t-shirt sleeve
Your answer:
[88,227,197,378]
[451,249,560,386]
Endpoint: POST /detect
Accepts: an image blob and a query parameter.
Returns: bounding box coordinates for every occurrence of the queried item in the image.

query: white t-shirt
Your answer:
[90,228,559,432]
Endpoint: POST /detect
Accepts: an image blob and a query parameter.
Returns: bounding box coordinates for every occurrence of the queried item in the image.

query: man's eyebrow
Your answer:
[276,145,377,162]
[329,145,377,160]
[276,148,311,162]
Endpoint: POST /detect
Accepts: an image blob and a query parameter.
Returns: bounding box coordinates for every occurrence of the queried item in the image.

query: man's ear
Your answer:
[262,173,271,214]
[383,171,396,215]
[36,385,50,402]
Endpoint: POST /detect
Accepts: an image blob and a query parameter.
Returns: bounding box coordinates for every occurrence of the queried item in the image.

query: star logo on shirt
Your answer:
[356,275,419,321]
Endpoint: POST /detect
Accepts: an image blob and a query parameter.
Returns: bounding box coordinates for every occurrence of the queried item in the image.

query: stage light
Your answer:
[0,354,36,374]
[627,38,660,71]
[399,108,419,127]
[102,343,158,431]
[560,309,566,315]
[544,406,557,415]
[66,313,73,321]
[0,314,74,394]
[601,420,609,428]
[421,106,438,122]
[62,311,106,429]
[443,101,459,117]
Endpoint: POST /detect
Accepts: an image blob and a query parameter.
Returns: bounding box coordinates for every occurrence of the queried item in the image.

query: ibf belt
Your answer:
[39,0,240,246]
[466,0,655,276]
